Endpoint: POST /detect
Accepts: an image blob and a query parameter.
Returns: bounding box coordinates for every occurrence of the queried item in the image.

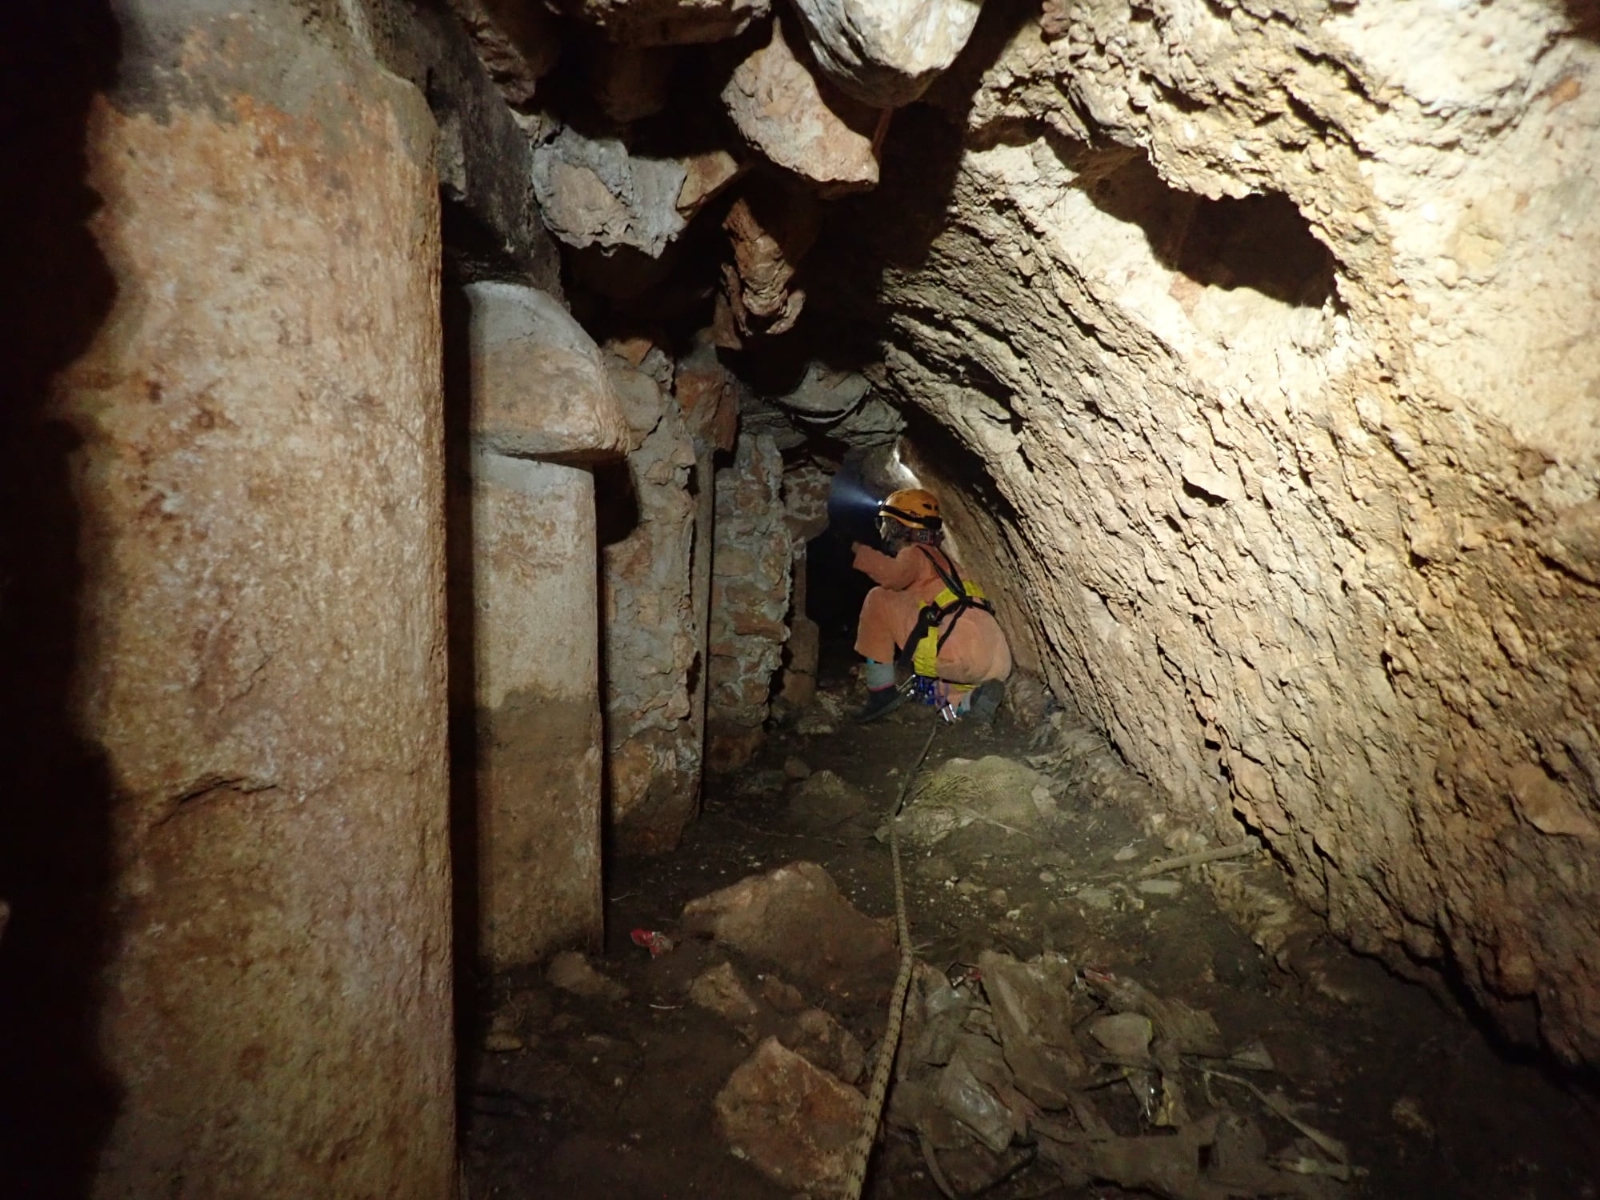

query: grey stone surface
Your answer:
[790,0,983,108]
[532,126,691,257]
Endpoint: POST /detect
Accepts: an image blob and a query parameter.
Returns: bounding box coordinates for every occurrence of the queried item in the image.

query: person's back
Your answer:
[849,489,1011,722]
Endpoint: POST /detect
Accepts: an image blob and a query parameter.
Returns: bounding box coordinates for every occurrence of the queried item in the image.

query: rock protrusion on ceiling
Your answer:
[446,0,982,348]
[788,0,984,108]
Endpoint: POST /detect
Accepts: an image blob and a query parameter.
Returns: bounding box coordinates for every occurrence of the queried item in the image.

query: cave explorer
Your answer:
[851,487,1012,723]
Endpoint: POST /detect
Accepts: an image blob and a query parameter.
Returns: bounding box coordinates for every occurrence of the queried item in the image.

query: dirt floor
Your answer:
[462,666,1600,1200]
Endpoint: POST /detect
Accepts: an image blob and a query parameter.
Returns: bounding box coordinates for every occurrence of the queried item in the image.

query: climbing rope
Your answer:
[840,719,941,1199]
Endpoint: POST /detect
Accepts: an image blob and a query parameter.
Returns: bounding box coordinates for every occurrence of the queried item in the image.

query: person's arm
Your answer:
[852,542,919,589]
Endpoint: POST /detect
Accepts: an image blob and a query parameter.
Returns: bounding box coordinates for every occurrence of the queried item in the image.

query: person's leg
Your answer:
[854,588,920,722]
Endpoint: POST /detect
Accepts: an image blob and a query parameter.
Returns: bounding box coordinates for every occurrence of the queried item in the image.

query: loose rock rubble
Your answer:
[670,858,1357,1196]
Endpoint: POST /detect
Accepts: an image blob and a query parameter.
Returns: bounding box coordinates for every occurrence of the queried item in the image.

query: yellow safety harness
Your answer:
[899,547,994,679]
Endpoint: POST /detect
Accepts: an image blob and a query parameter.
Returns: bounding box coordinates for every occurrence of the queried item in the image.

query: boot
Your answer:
[855,686,905,724]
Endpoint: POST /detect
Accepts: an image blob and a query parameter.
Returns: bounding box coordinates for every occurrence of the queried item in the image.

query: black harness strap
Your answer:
[897,547,994,670]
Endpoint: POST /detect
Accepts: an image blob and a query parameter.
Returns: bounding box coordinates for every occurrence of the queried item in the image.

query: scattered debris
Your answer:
[1138,878,1184,897]
[760,973,807,1013]
[482,1030,524,1053]
[796,689,846,734]
[1390,1095,1435,1140]
[546,951,630,1002]
[1135,836,1262,879]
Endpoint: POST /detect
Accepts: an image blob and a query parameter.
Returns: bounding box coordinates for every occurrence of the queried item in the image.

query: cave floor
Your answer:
[462,675,1599,1200]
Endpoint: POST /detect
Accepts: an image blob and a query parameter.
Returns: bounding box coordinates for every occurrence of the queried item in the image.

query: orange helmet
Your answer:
[878,488,941,530]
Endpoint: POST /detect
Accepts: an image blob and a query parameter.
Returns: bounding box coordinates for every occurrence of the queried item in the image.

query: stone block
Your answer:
[470,452,604,965]
[463,281,630,460]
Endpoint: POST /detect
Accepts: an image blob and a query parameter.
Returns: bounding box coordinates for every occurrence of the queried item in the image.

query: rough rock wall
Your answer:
[34,4,456,1192]
[708,433,794,769]
[602,356,706,852]
[776,462,833,709]
[363,0,562,285]
[843,0,1600,1064]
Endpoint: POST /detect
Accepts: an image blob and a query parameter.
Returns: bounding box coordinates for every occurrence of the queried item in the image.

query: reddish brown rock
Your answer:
[714,1037,867,1191]
[721,18,885,191]
[42,11,453,1195]
[720,185,821,340]
[783,1008,867,1084]
[675,345,741,451]
[600,355,719,853]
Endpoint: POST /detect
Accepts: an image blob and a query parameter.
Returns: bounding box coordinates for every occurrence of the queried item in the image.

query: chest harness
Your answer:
[897,547,994,701]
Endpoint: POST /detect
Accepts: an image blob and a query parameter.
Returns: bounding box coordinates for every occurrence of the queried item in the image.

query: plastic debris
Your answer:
[629,928,675,957]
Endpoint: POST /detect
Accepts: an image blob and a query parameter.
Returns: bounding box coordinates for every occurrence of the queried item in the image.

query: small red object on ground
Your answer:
[630,928,675,957]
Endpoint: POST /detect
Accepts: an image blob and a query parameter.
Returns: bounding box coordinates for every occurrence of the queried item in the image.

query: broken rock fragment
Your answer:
[531,127,690,257]
[790,0,983,108]
[715,1037,866,1191]
[721,18,883,191]
[782,1007,866,1084]
[681,861,896,998]
[719,185,821,342]
[689,960,765,1023]
[1087,1011,1155,1062]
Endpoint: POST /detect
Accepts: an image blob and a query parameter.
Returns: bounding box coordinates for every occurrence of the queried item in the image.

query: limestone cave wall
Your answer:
[821,0,1600,1064]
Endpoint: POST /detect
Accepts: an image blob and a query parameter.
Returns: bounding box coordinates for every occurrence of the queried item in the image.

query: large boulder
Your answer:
[790,0,983,108]
[721,17,884,192]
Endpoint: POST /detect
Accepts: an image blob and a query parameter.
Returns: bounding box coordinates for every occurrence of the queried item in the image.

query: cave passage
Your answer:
[4,0,1599,1196]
